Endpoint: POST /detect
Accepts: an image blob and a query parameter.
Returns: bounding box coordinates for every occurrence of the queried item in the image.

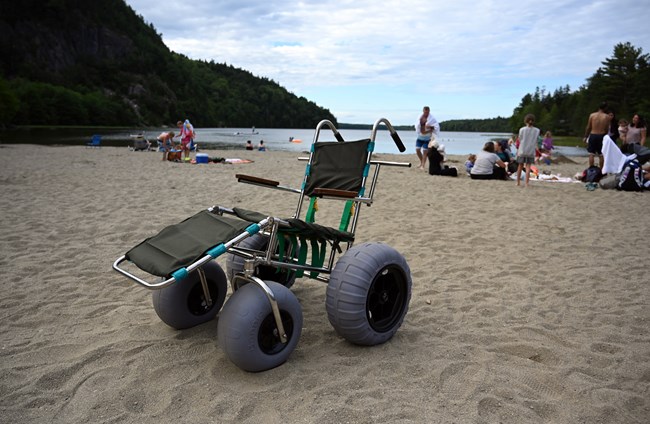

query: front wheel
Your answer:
[217,281,302,372]
[326,242,411,345]
[152,261,228,330]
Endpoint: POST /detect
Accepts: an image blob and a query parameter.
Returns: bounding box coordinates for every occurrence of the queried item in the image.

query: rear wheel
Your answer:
[218,281,302,372]
[326,242,411,345]
[152,261,228,330]
[226,234,296,288]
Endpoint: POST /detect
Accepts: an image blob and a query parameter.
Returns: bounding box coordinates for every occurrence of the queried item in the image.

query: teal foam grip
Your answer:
[245,224,260,235]
[363,164,370,177]
[206,243,227,258]
[171,268,189,282]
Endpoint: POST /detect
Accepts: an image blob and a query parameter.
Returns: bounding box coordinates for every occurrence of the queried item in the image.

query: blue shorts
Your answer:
[415,137,430,150]
[587,134,604,154]
[158,139,171,151]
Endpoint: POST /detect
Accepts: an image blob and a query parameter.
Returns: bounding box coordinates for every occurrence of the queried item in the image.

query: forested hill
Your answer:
[440,117,511,133]
[0,0,337,128]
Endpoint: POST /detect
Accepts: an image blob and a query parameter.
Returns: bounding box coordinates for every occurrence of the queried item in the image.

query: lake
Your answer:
[0,126,588,156]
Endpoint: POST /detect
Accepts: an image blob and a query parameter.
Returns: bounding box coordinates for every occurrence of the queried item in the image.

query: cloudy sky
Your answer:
[124,0,649,125]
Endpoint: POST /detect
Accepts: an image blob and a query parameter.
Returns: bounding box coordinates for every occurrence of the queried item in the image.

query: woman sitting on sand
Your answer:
[427,141,457,176]
[470,141,507,180]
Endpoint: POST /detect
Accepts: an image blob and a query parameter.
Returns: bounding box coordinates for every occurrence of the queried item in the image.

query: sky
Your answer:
[124,0,649,125]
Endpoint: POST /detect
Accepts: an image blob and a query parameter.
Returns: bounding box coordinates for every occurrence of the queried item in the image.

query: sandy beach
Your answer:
[0,144,648,423]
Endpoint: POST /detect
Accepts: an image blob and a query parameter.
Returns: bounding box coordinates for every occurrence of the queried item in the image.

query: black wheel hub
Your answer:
[187,281,214,316]
[367,266,407,332]
[258,311,294,354]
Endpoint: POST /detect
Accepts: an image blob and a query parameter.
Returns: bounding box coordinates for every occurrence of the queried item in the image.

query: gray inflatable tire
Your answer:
[326,242,411,345]
[226,234,296,288]
[152,261,228,330]
[218,281,302,372]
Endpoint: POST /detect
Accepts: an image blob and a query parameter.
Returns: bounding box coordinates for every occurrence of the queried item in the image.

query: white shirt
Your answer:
[471,151,500,175]
[416,113,440,139]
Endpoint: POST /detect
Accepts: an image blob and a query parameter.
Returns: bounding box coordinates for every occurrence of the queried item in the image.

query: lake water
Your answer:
[0,126,587,156]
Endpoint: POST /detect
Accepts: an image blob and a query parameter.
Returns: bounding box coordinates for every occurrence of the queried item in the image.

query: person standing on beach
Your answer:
[177,119,195,161]
[622,114,646,154]
[516,114,540,187]
[415,106,440,170]
[584,102,612,168]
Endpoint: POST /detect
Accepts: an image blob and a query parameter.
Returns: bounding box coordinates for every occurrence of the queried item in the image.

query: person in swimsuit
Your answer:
[583,101,612,169]
[157,131,175,161]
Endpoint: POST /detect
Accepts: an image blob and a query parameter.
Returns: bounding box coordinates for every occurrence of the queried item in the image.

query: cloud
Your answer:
[125,0,650,124]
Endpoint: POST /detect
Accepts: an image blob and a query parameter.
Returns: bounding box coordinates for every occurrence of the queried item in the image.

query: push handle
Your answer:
[371,118,405,152]
[334,132,345,142]
[391,132,405,152]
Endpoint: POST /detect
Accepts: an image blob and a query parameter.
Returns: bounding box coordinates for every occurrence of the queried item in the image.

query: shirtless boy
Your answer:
[584,101,612,168]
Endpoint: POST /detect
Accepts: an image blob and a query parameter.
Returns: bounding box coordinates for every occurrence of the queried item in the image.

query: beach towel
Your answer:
[602,135,628,174]
[225,158,254,164]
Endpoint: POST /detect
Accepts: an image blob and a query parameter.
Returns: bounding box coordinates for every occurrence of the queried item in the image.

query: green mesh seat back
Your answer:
[125,210,250,277]
[303,139,370,197]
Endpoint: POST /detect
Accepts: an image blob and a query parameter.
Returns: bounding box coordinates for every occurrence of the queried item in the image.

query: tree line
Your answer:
[508,42,650,135]
[0,0,647,134]
[0,0,337,129]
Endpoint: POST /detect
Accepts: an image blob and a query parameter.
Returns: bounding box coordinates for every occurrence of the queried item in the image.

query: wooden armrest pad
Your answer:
[312,188,357,198]
[236,174,279,186]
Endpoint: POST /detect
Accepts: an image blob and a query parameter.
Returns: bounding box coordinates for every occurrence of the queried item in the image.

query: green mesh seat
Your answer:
[304,139,370,196]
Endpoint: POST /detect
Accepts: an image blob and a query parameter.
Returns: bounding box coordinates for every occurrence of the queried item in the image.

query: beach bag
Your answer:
[581,165,603,183]
[617,159,644,191]
[598,173,619,190]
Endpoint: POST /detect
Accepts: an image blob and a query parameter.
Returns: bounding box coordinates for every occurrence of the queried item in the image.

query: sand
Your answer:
[0,144,648,423]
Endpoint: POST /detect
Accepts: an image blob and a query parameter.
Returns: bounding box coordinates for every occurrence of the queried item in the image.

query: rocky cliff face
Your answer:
[4,21,134,74]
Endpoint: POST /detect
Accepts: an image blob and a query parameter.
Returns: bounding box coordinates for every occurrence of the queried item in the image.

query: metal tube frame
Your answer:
[197,267,212,308]
[231,274,288,344]
[113,118,411,344]
[112,213,274,289]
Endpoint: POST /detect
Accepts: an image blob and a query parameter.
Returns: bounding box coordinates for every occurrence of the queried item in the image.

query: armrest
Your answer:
[312,188,358,198]
[236,174,279,187]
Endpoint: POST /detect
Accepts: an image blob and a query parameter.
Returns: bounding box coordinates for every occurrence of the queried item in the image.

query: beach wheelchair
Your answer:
[113,118,413,372]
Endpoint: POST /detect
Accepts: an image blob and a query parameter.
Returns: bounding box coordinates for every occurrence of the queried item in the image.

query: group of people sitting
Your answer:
[245,140,267,151]
[464,125,555,182]
[157,119,197,161]
[425,126,556,181]
[425,137,521,180]
[464,140,515,180]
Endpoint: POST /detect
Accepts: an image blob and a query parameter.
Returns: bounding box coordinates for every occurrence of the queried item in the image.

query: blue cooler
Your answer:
[196,153,209,164]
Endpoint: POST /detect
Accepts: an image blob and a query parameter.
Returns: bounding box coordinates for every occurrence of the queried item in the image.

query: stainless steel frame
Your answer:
[113,118,410,348]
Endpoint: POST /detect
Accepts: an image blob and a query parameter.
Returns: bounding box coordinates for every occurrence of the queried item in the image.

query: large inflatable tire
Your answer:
[226,234,296,288]
[218,281,302,372]
[326,242,411,345]
[152,261,228,330]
